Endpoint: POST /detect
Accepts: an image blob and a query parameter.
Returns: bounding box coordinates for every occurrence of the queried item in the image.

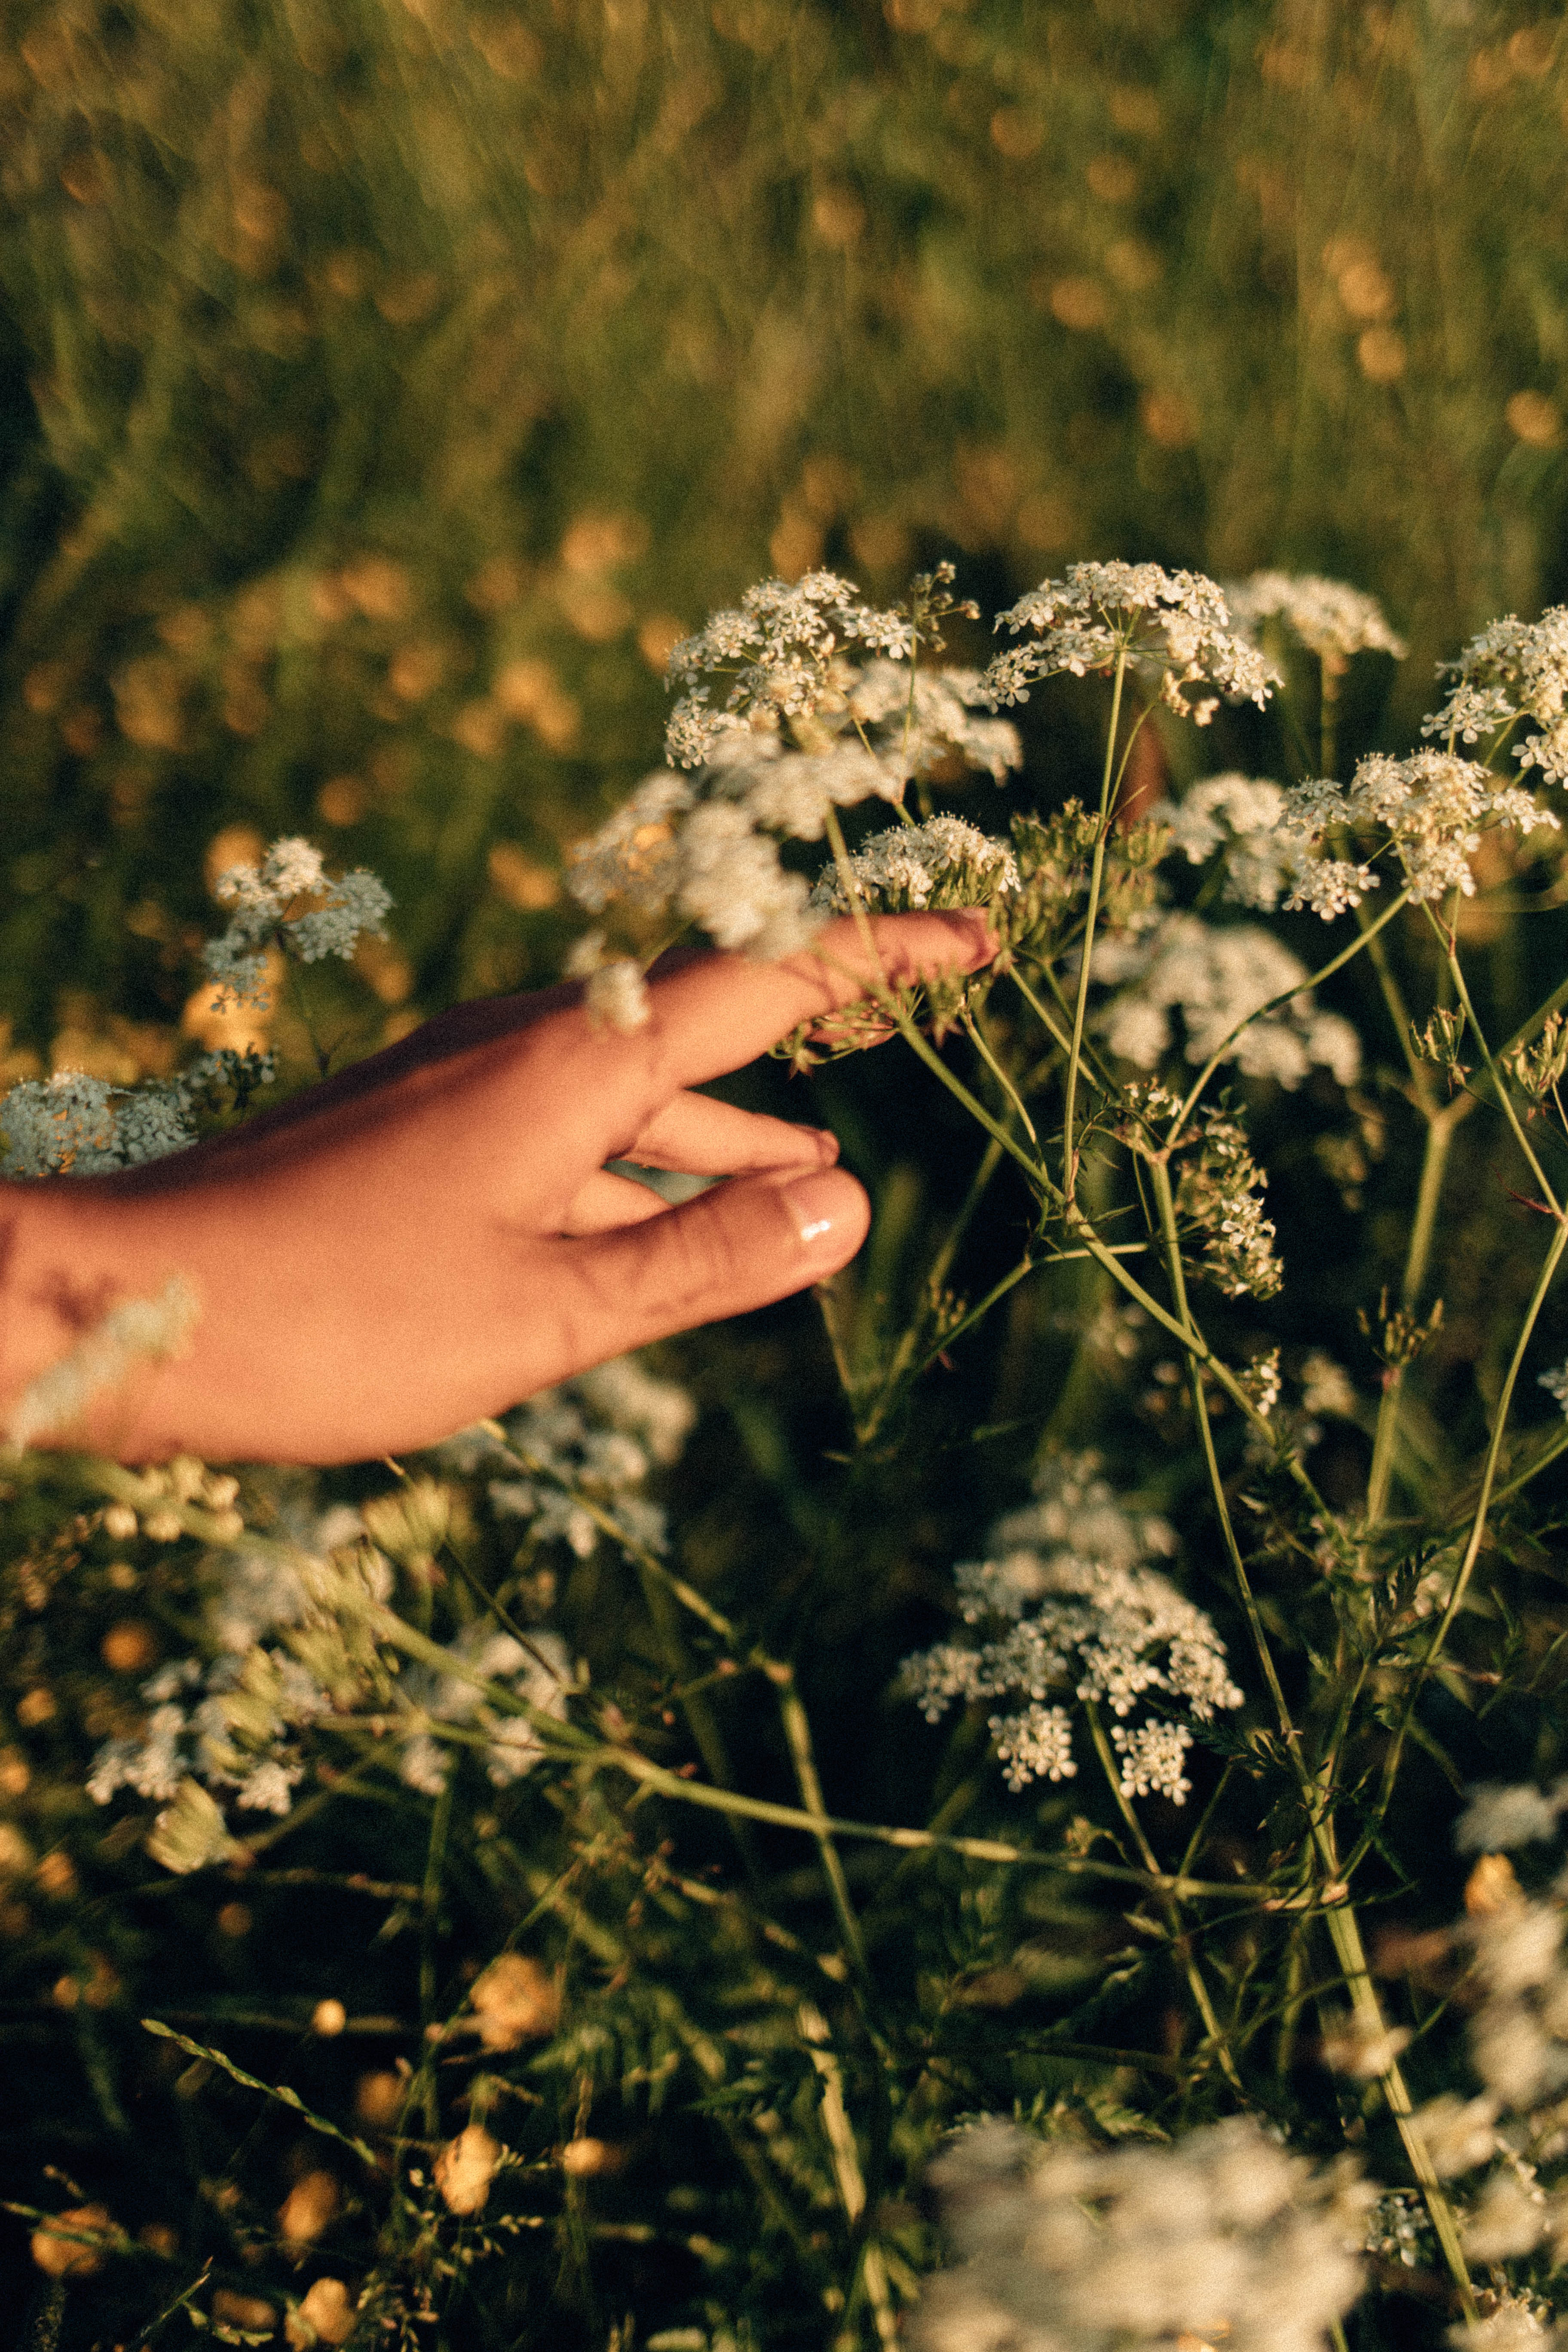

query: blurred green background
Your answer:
[5,7,1568,2339]
[3,0,1567,1078]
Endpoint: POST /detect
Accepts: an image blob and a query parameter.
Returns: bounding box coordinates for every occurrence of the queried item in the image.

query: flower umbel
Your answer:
[899,1455,1242,1803]
[205,836,393,1010]
[981,561,1278,723]
[1226,571,1407,674]
[1425,606,1568,785]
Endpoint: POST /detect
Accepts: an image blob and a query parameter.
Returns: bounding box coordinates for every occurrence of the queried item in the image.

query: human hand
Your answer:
[0,911,994,1464]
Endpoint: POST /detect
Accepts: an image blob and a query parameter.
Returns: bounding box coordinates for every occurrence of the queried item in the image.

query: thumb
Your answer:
[544,1167,869,1368]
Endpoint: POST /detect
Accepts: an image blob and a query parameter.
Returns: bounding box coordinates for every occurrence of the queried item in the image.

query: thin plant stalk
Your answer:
[1363,1098,1468,1532]
[1083,1701,1243,2095]
[1145,1159,1476,2305]
[1062,643,1129,1199]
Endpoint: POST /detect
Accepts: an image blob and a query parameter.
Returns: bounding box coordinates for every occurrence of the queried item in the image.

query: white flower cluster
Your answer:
[844,659,1024,784]
[398,1626,572,1798]
[0,1049,274,1178]
[1152,772,1302,910]
[663,570,916,769]
[446,1354,697,1562]
[1364,2187,1430,2270]
[86,1492,582,1854]
[1426,606,1568,787]
[1457,1783,1568,1854]
[1540,1364,1568,1417]
[1450,1893,1568,2130]
[914,2116,1371,2352]
[980,562,1278,724]
[899,1455,1243,1804]
[1225,572,1407,673]
[1281,752,1558,910]
[570,588,1021,961]
[205,835,392,1008]
[86,1505,374,1855]
[808,815,1019,915]
[1173,1110,1282,1301]
[1091,911,1361,1088]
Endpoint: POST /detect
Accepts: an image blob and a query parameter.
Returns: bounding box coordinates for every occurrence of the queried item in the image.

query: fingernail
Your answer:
[778,1169,851,1251]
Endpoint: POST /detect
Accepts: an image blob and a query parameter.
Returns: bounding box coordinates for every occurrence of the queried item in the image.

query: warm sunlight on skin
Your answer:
[0,912,994,1465]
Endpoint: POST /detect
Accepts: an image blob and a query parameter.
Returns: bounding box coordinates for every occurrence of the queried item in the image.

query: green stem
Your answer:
[1145,1155,1295,1741]
[1062,646,1129,1201]
[1145,1159,1470,2291]
[1318,1893,1477,2319]
[962,1008,1038,1145]
[1083,1702,1243,2095]
[773,1666,871,1994]
[1362,1210,1568,1859]
[1363,1100,1468,1532]
[1167,885,1414,1148]
[1433,913,1562,1212]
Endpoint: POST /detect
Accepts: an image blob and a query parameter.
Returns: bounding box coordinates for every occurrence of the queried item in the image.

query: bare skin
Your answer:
[0,912,994,1464]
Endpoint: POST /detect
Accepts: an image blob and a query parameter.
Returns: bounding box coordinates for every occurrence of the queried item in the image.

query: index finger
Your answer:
[646,910,997,1092]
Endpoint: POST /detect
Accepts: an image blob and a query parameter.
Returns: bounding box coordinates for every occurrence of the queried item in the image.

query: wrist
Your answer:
[0,1176,183,1455]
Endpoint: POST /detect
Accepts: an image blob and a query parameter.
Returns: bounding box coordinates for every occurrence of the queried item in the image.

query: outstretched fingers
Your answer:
[622,1091,838,1176]
[646,910,996,1092]
[536,1163,870,1372]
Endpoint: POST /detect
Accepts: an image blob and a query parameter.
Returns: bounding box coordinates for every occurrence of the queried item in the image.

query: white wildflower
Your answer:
[1225,572,1407,672]
[1109,1717,1194,1804]
[1425,605,1568,787]
[989,1702,1077,1793]
[397,1628,572,1793]
[1365,2188,1429,2269]
[5,1276,200,1451]
[2,1050,273,1178]
[809,816,1019,915]
[1453,1896,1568,2113]
[586,961,650,1032]
[1411,2093,1501,2178]
[442,1355,693,1560]
[1540,1364,1568,1416]
[1462,2172,1547,2261]
[1091,912,1361,1087]
[1151,772,1302,910]
[664,570,915,766]
[846,659,1022,782]
[917,2116,1371,2352]
[205,835,392,1009]
[981,561,1277,724]
[571,576,1018,957]
[1319,2013,1412,2078]
[900,1456,1242,1804]
[1457,1784,1564,1853]
[1281,751,1558,910]
[1449,2293,1562,2352]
